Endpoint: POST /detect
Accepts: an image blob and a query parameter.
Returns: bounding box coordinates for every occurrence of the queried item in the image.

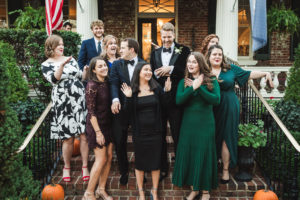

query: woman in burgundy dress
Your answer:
[83,57,113,200]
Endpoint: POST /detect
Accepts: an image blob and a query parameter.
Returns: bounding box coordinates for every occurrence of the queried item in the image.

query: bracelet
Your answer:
[95,130,101,132]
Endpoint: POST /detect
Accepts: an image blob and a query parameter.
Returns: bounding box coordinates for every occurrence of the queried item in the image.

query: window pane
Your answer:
[142,23,152,61]
[238,0,251,56]
[139,0,175,13]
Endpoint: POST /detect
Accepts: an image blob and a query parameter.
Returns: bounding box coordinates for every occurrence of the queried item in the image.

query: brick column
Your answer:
[216,0,238,61]
[76,0,98,41]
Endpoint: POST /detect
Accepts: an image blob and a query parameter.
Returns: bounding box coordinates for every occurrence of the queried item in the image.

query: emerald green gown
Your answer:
[213,64,250,167]
[172,78,220,191]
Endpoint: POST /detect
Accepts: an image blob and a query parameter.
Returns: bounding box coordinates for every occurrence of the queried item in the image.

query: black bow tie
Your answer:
[125,59,135,66]
[163,48,172,53]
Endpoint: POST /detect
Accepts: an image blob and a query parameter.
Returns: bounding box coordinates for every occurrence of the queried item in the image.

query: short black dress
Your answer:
[134,95,162,171]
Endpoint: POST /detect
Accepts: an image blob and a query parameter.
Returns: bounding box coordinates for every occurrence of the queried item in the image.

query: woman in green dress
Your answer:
[172,52,220,200]
[206,44,274,184]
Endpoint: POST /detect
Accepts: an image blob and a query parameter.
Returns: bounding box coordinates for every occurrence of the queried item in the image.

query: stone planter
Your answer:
[234,146,255,182]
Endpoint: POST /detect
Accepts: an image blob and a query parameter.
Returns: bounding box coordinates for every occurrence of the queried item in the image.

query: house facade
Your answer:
[1,0,299,66]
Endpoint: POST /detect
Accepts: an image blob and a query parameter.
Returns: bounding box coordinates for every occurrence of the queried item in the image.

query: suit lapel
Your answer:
[90,38,97,54]
[169,43,180,66]
[155,48,163,68]
[120,60,130,83]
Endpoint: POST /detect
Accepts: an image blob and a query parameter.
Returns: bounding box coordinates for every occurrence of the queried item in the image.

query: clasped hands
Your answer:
[154,66,172,77]
[184,74,204,90]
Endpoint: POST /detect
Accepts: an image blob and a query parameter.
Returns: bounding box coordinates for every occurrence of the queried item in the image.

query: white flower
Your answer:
[174,46,183,54]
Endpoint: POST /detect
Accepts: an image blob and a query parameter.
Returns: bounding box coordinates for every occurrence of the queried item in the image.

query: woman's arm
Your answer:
[198,79,220,105]
[176,79,194,105]
[249,71,274,87]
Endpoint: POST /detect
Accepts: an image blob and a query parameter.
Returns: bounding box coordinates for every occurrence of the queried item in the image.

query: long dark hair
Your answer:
[206,44,230,72]
[87,56,108,82]
[184,52,215,91]
[131,62,159,94]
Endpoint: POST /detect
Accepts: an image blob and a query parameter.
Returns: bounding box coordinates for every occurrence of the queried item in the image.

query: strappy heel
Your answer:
[184,190,199,200]
[62,167,71,182]
[220,168,230,184]
[201,191,210,200]
[150,188,158,200]
[82,191,96,200]
[95,187,113,200]
[137,188,145,200]
[82,166,90,182]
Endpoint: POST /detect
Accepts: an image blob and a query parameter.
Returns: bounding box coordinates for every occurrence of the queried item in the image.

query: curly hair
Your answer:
[199,34,219,55]
[100,35,120,60]
[206,44,231,72]
[44,34,63,58]
[90,19,104,30]
[184,52,215,91]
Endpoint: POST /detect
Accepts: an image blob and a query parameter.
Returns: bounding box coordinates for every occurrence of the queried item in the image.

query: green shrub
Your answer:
[285,44,300,105]
[275,100,300,132]
[0,42,29,103]
[9,6,45,29]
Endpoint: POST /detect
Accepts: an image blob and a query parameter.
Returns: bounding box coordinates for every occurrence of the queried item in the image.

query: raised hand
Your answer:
[164,77,172,92]
[192,74,204,90]
[184,78,193,87]
[121,83,132,97]
[62,56,72,67]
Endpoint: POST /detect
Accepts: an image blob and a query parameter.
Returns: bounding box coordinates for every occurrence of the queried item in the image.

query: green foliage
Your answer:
[0,56,10,111]
[238,120,267,148]
[267,4,300,35]
[0,42,29,103]
[285,44,300,105]
[275,100,300,132]
[0,28,82,102]
[10,98,45,134]
[9,6,45,29]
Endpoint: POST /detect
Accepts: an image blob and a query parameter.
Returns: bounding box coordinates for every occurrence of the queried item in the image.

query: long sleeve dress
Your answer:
[85,80,113,149]
[123,86,170,171]
[172,78,220,191]
[42,58,86,140]
[213,64,250,167]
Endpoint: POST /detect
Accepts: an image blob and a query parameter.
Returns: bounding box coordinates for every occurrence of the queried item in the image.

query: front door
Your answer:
[138,19,157,62]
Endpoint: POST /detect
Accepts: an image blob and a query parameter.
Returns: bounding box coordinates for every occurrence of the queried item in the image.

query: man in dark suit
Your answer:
[110,38,144,185]
[78,20,104,70]
[150,22,190,182]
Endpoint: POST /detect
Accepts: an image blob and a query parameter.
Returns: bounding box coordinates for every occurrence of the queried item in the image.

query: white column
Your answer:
[76,0,98,41]
[216,0,238,61]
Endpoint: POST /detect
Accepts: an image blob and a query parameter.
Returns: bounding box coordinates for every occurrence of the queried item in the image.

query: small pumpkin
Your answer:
[253,189,278,200]
[72,138,80,156]
[41,183,64,200]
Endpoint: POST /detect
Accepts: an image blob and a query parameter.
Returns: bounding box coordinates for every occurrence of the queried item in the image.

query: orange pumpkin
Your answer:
[41,183,64,200]
[253,189,278,200]
[72,138,80,156]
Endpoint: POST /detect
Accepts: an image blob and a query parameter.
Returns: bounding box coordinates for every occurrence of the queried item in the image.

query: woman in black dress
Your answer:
[83,57,113,200]
[121,62,171,200]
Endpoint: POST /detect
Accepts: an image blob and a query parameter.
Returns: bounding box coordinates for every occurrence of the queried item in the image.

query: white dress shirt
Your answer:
[154,43,175,78]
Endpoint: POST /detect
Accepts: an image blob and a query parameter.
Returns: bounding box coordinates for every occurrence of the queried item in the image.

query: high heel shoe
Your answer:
[137,188,145,200]
[220,168,230,184]
[184,190,199,200]
[82,191,96,200]
[62,167,71,182]
[95,187,113,200]
[150,188,158,200]
[201,191,210,200]
[82,166,90,182]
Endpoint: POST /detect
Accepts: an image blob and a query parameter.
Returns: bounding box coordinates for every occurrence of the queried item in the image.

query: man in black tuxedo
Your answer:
[110,38,144,185]
[150,22,190,181]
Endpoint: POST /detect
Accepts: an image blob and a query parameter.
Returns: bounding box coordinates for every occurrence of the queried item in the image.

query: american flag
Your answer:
[45,0,64,36]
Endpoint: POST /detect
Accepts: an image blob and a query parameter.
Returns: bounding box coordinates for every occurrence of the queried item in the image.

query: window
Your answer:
[139,0,175,13]
[0,0,7,27]
[238,0,251,57]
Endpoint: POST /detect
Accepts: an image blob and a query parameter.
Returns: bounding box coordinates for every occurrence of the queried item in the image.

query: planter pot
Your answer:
[234,146,255,182]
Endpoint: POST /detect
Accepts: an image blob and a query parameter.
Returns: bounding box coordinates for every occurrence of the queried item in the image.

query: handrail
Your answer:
[248,81,300,152]
[17,102,52,153]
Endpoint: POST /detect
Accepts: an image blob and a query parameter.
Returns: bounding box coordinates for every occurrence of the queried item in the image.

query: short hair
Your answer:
[90,19,104,30]
[44,34,63,58]
[161,22,175,33]
[63,21,72,28]
[122,38,139,54]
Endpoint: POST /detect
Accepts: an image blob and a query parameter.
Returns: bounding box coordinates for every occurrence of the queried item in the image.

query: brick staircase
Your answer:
[52,135,267,200]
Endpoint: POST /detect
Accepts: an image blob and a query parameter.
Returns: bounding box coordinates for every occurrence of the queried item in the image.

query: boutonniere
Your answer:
[174,46,183,54]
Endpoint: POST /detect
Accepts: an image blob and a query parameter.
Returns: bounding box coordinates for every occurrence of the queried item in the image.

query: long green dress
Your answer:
[213,64,250,167]
[172,78,220,191]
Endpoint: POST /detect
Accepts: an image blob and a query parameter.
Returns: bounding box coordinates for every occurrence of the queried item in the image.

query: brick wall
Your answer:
[102,0,136,40]
[177,0,209,51]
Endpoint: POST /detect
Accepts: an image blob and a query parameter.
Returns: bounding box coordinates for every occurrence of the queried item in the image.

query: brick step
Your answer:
[53,152,267,198]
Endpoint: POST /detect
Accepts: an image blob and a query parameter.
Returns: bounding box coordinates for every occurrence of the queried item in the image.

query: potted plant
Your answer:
[235,120,267,182]
[267,4,300,38]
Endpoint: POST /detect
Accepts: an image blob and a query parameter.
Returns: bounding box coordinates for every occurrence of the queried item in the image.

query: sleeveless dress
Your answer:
[42,58,86,140]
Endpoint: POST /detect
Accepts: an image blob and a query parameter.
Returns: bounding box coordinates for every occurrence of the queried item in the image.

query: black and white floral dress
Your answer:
[42,58,87,140]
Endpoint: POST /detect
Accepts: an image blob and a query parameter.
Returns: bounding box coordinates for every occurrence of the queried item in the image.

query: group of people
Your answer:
[42,20,274,200]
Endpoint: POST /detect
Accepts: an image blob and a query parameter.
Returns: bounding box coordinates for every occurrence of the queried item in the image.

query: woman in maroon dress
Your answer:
[83,57,113,200]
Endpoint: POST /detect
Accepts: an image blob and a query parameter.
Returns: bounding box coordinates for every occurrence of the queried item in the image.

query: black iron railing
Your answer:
[236,82,300,200]
[17,103,62,190]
